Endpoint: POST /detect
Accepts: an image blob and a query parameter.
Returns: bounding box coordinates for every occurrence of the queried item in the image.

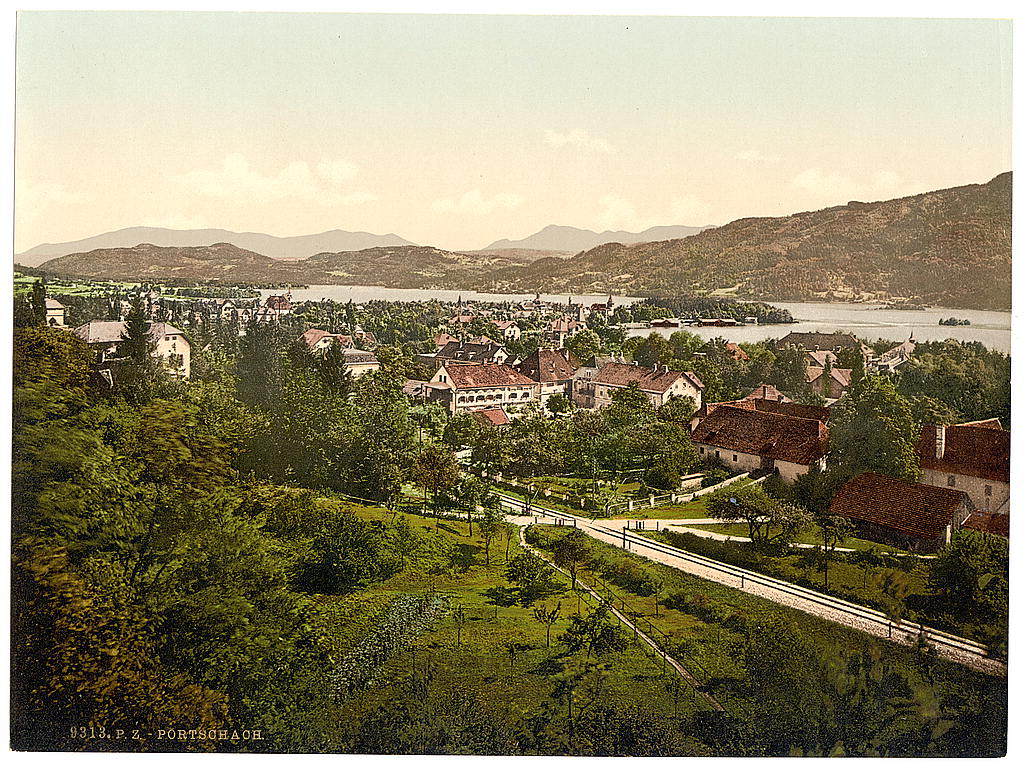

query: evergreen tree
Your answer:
[29,278,48,327]
[237,319,285,410]
[313,341,355,398]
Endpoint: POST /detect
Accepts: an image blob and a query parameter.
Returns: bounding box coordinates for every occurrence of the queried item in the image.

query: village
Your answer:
[30,281,1009,556]
[13,277,1010,754]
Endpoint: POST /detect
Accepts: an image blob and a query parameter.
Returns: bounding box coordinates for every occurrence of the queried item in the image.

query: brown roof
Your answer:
[436,340,507,363]
[691,405,828,465]
[695,397,829,426]
[593,362,700,394]
[830,472,969,540]
[957,418,1004,430]
[744,384,792,402]
[778,331,862,351]
[301,328,334,347]
[442,363,537,389]
[807,366,852,387]
[518,349,576,383]
[962,511,1010,538]
[265,294,292,310]
[471,408,511,427]
[726,342,750,361]
[917,423,1010,483]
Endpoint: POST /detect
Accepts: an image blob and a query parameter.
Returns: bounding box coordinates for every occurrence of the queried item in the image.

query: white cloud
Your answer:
[735,149,779,164]
[174,153,375,206]
[431,189,525,216]
[792,168,910,202]
[544,128,616,154]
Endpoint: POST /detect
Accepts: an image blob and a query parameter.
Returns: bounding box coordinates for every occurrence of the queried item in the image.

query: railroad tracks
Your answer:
[496,493,1005,675]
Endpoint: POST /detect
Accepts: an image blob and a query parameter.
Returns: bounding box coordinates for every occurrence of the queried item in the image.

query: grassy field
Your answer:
[300,499,1006,755]
[685,520,907,552]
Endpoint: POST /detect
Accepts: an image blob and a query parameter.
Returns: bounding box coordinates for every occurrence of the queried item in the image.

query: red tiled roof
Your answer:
[471,408,511,427]
[518,349,575,383]
[830,472,968,540]
[593,362,699,394]
[301,328,334,347]
[691,404,828,465]
[726,342,750,361]
[442,363,537,389]
[917,423,1010,483]
[744,384,792,402]
[694,397,829,425]
[962,511,1010,538]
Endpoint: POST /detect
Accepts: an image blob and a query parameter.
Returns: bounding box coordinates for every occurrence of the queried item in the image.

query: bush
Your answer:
[662,591,733,624]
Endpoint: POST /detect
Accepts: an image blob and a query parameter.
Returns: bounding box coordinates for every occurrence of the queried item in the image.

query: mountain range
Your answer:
[16,226,415,266]
[26,173,1012,309]
[483,224,712,252]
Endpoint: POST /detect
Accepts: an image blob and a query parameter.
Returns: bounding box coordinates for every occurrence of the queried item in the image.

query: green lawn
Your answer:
[686,521,907,552]
[615,499,710,520]
[269,497,1004,755]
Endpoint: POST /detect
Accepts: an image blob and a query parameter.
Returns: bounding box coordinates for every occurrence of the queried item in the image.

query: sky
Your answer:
[14,12,1013,253]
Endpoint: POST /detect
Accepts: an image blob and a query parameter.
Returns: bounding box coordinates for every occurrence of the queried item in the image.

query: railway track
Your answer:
[496,493,1003,673]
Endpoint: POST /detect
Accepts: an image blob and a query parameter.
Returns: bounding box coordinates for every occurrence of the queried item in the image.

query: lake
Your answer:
[259,285,1010,353]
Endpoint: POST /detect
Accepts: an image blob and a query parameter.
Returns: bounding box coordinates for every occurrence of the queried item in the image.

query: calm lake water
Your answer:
[260,285,1010,353]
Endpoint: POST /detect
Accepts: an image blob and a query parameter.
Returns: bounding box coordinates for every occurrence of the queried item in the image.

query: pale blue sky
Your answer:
[15,13,1012,251]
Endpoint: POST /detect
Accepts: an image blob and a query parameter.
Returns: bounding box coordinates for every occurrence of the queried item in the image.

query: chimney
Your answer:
[662,364,669,373]
[935,425,946,460]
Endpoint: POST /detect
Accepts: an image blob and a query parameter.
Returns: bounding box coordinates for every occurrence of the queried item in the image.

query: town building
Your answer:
[339,348,381,377]
[830,471,973,552]
[872,335,917,373]
[806,365,853,399]
[44,298,66,327]
[493,320,522,340]
[574,359,704,411]
[260,293,294,321]
[431,339,511,367]
[690,395,829,431]
[73,320,191,380]
[516,348,577,404]
[690,404,828,482]
[545,316,586,347]
[470,407,511,428]
[916,420,1010,514]
[426,363,540,414]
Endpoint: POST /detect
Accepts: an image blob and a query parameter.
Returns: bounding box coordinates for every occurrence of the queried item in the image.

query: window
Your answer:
[947,475,956,487]
[985,485,993,496]
[715,450,720,459]
[699,447,705,454]
[733,455,738,462]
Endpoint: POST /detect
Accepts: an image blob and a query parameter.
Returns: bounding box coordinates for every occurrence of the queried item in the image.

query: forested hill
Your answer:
[479,173,1012,309]
[35,174,1010,308]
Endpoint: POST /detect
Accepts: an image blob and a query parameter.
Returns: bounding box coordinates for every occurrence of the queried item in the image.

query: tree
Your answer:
[117,295,162,401]
[565,329,601,363]
[559,604,628,660]
[478,510,504,566]
[829,374,921,481]
[14,327,93,392]
[814,511,852,591]
[546,393,572,417]
[505,551,557,604]
[533,602,562,647]
[603,383,655,428]
[411,445,462,519]
[29,278,48,327]
[657,395,696,425]
[706,485,811,545]
[237,318,285,410]
[927,530,1008,615]
[552,530,590,593]
[312,341,355,398]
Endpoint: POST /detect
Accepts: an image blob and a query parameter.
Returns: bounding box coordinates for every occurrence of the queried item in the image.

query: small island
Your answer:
[939,317,971,326]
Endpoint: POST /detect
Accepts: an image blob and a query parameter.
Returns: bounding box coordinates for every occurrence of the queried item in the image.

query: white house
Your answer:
[427,363,540,414]
[916,420,1009,515]
[44,298,66,327]
[574,359,703,411]
[73,320,191,380]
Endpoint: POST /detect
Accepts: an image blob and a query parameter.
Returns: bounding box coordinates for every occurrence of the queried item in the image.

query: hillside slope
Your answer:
[17,226,415,265]
[482,173,1012,309]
